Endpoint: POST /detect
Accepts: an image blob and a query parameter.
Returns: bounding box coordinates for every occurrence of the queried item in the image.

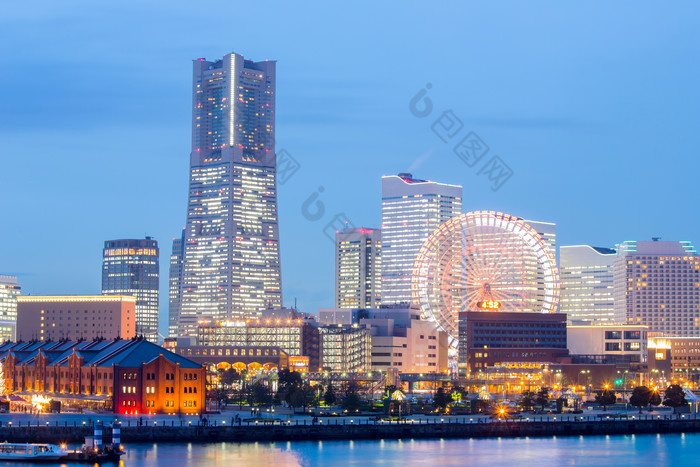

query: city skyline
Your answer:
[3,2,700,338]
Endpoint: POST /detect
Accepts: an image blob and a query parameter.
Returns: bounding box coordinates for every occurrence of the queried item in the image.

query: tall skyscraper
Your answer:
[614,240,700,336]
[0,275,20,341]
[381,173,462,305]
[178,52,282,338]
[335,227,381,308]
[168,229,185,338]
[560,245,616,324]
[102,238,159,342]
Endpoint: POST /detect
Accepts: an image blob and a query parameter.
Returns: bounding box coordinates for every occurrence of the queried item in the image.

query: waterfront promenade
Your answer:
[0,407,697,444]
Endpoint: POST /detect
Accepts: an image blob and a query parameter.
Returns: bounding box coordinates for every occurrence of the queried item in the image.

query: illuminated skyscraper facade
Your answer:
[335,228,381,308]
[381,173,462,305]
[0,275,20,341]
[168,229,185,338]
[102,238,159,342]
[560,245,616,324]
[178,52,282,337]
[614,240,700,336]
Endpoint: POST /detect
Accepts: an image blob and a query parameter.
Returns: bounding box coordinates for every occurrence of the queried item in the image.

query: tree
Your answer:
[629,386,651,414]
[433,387,451,413]
[276,369,303,406]
[663,384,688,413]
[218,368,240,389]
[250,381,273,406]
[450,384,466,402]
[232,386,248,408]
[595,388,616,411]
[324,384,337,406]
[535,387,550,411]
[289,382,314,413]
[342,382,362,411]
[518,391,536,411]
[649,388,662,410]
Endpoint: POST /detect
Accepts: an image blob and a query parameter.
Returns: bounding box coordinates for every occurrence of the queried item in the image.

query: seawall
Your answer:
[2,418,700,443]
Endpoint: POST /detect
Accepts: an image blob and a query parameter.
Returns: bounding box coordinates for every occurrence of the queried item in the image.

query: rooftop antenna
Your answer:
[652,237,661,242]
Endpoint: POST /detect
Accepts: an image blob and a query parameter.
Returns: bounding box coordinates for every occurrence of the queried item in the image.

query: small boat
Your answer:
[62,447,124,463]
[0,443,67,460]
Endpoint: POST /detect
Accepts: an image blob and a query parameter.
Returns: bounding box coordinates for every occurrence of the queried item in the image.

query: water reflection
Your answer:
[0,434,697,467]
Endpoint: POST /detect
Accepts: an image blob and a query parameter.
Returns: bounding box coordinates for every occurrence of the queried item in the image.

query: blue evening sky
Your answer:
[2,1,699,337]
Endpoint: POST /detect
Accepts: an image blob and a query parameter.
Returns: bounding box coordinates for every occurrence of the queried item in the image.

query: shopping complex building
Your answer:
[1,338,204,415]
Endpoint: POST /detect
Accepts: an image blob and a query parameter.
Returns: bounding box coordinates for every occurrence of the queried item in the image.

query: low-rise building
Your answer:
[197,315,319,370]
[319,325,371,373]
[318,306,449,373]
[174,345,290,374]
[457,311,569,378]
[1,338,204,415]
[17,295,136,341]
[567,324,648,364]
[648,336,700,384]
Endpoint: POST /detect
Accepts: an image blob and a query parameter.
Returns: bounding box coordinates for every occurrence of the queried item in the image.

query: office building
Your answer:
[102,238,159,342]
[168,230,185,338]
[318,305,448,373]
[335,227,381,308]
[613,240,700,336]
[0,275,20,341]
[457,311,568,378]
[648,336,700,383]
[178,52,282,338]
[560,245,616,324]
[197,313,320,370]
[1,338,204,415]
[319,325,372,373]
[17,296,136,341]
[567,324,648,364]
[381,173,462,305]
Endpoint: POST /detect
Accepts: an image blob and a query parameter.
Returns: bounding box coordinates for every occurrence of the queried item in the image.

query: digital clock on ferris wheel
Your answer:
[477,300,501,310]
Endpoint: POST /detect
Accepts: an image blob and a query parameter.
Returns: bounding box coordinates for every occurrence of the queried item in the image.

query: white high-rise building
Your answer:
[335,228,381,309]
[560,245,616,324]
[614,240,700,336]
[178,53,282,338]
[381,173,462,305]
[0,275,20,341]
[525,219,558,312]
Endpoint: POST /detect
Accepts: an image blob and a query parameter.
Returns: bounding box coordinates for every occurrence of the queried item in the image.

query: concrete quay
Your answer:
[0,416,700,444]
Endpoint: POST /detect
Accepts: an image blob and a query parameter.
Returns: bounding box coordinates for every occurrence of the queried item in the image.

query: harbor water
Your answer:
[0,433,694,466]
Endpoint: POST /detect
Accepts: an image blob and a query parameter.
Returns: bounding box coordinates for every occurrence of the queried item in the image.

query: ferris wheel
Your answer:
[411,211,560,347]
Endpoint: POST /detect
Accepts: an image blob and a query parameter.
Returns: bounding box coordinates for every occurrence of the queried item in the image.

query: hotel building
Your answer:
[613,240,700,336]
[0,275,20,341]
[381,173,462,305]
[17,296,136,341]
[178,52,282,338]
[335,227,381,308]
[560,245,616,324]
[102,238,159,342]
